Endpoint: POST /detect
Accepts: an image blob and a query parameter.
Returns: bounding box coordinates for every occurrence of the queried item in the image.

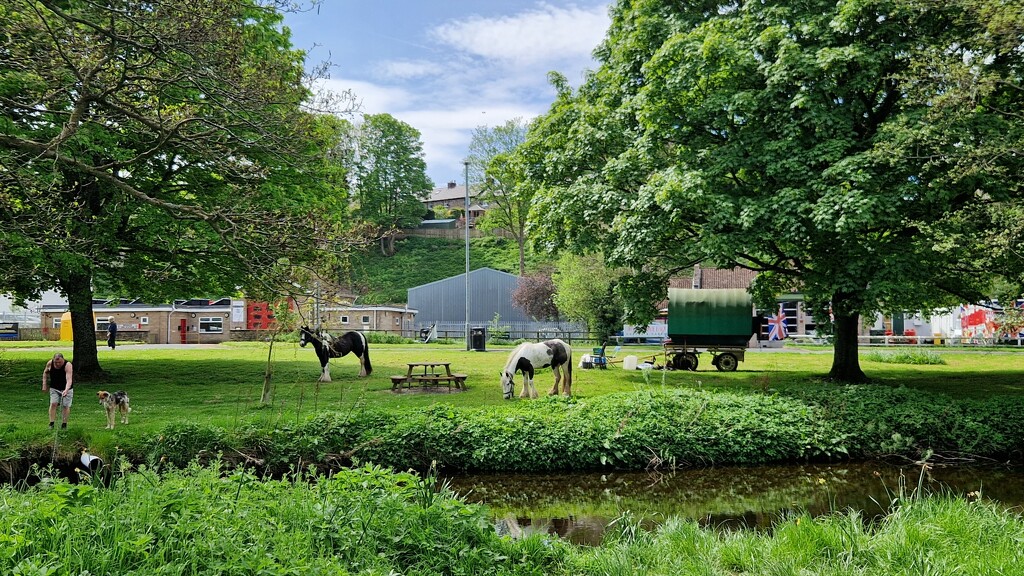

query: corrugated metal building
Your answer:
[408,267,530,326]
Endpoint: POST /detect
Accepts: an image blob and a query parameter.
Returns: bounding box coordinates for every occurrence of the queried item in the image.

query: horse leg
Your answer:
[319,362,332,382]
[562,366,572,397]
[358,354,367,377]
[519,375,530,398]
[548,368,561,396]
[529,376,539,399]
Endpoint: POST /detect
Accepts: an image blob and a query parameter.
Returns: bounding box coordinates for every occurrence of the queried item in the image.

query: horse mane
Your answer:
[502,342,528,374]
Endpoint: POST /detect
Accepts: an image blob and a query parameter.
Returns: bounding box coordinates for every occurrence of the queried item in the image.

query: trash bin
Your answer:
[470,327,486,351]
[420,328,432,340]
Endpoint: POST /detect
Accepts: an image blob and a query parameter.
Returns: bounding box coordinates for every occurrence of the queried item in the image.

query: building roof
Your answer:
[426,182,473,203]
[323,305,418,314]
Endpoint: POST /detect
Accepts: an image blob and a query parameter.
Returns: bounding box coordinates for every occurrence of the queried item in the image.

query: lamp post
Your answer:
[464,161,471,351]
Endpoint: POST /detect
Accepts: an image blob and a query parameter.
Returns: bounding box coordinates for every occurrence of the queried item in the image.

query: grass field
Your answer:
[2,341,1023,456]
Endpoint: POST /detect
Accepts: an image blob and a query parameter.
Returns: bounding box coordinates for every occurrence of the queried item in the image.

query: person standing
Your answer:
[106,316,118,350]
[42,352,74,429]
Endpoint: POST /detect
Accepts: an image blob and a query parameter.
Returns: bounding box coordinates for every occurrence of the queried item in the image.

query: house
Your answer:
[315,304,418,337]
[423,181,488,226]
[40,298,242,344]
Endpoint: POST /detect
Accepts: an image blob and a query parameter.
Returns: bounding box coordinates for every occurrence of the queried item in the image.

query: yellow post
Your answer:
[59,312,73,341]
[58,311,97,341]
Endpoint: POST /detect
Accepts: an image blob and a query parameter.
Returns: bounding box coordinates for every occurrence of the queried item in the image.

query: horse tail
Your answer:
[565,342,573,386]
[360,332,372,375]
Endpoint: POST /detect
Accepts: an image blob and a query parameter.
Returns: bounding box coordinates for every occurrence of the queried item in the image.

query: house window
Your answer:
[361,315,370,324]
[140,316,149,325]
[52,318,61,329]
[340,315,349,324]
[394,318,400,325]
[199,317,223,333]
[96,319,111,331]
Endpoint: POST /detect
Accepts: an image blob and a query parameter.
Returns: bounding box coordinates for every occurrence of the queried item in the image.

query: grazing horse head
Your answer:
[500,339,573,399]
[500,369,516,399]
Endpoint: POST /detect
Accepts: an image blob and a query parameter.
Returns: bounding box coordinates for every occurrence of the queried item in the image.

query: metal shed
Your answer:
[408,267,530,325]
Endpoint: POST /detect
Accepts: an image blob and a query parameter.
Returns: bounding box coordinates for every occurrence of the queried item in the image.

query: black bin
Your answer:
[470,327,486,351]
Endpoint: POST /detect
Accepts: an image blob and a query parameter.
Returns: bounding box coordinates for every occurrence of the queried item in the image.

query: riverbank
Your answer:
[2,463,1022,575]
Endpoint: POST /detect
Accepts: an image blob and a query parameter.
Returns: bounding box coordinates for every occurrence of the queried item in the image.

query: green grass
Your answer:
[3,341,1024,466]
[347,235,553,303]
[3,342,1022,435]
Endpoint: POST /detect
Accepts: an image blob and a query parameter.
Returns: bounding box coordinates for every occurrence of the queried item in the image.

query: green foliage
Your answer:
[0,0,356,375]
[864,350,947,365]
[344,113,433,232]
[347,235,554,303]
[520,0,1024,382]
[0,463,565,575]
[568,496,1024,575]
[552,253,624,341]
[157,388,1024,474]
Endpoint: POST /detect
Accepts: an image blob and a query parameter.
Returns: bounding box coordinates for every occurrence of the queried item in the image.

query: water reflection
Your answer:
[443,462,1024,546]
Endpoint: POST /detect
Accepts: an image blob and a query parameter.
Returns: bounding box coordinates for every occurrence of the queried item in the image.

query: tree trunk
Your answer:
[829,311,869,383]
[61,270,104,379]
[517,236,526,276]
[380,233,396,257]
[261,336,275,404]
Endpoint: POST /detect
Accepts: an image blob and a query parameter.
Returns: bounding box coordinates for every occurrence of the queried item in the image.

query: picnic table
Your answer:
[391,362,468,392]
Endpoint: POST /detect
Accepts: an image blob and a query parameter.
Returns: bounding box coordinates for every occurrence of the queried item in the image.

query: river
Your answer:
[444,461,1024,545]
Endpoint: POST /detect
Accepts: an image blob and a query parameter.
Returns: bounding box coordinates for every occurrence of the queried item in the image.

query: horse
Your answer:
[500,339,572,399]
[298,326,372,382]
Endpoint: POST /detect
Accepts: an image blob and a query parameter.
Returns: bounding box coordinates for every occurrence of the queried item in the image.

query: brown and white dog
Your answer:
[97,390,131,429]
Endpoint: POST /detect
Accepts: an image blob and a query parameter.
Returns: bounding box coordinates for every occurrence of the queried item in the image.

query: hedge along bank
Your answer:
[133,387,1024,474]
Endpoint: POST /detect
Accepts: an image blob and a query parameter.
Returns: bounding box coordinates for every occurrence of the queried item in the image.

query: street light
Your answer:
[464,161,470,351]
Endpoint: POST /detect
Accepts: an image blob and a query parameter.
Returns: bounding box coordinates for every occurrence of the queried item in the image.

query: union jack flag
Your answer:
[767,304,788,341]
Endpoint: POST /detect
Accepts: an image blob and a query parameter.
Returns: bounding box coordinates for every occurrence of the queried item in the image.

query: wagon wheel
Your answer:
[670,353,690,371]
[715,353,738,372]
[684,352,699,371]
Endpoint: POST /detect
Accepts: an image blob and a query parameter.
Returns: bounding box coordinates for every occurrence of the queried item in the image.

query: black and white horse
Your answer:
[500,339,572,399]
[298,326,372,382]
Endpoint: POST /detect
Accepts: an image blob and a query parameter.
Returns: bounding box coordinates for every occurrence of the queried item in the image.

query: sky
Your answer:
[281,1,611,187]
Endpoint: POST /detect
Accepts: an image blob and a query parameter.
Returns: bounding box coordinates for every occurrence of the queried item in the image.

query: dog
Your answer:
[97,390,131,429]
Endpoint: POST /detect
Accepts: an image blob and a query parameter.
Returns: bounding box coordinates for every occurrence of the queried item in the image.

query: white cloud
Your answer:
[430,3,609,68]
[378,59,445,80]
[318,78,414,116]
[313,3,611,185]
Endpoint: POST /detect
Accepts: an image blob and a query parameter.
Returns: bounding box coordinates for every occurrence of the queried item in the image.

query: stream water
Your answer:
[443,461,1024,546]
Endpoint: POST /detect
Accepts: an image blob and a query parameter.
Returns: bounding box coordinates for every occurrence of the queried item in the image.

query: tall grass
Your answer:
[863,349,947,365]
[0,462,564,575]
[570,495,1024,575]
[3,462,1021,575]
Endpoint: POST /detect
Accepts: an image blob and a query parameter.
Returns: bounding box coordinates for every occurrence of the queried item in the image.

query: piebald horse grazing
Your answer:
[298,326,372,382]
[500,339,573,399]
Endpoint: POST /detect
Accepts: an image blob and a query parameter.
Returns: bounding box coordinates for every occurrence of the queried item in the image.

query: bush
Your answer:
[863,350,946,365]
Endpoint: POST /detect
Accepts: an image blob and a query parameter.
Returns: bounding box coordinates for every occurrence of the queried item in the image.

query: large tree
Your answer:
[521,0,1024,382]
[466,118,533,274]
[345,113,432,256]
[0,0,356,377]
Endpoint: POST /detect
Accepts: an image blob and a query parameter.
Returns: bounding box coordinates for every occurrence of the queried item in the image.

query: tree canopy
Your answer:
[344,113,432,256]
[467,118,533,274]
[521,0,1024,382]
[0,0,357,376]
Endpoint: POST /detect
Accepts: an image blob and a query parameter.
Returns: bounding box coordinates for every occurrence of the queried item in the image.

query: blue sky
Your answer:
[282,1,611,187]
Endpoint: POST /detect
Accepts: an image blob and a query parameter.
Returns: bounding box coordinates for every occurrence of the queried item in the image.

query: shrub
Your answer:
[863,350,946,365]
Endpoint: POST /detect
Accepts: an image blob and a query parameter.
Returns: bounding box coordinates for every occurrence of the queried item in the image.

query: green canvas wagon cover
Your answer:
[667,288,755,346]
